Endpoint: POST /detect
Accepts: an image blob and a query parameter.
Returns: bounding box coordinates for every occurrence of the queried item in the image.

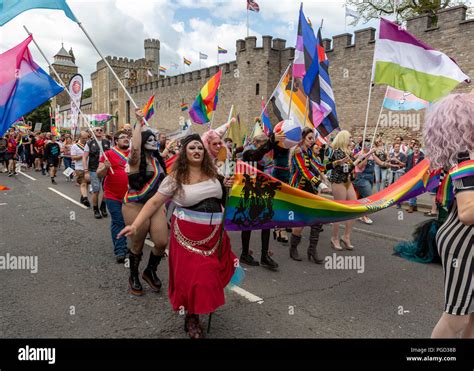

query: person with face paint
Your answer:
[289,128,331,263]
[121,110,169,296]
[119,133,236,339]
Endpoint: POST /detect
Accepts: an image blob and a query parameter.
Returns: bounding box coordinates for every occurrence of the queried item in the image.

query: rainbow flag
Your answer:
[183,57,192,66]
[437,160,474,207]
[224,159,437,231]
[189,70,222,124]
[180,103,189,111]
[159,66,167,73]
[218,46,228,54]
[0,184,10,191]
[50,122,59,136]
[143,95,155,121]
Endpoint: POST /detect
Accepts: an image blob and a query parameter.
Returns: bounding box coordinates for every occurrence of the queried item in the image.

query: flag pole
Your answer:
[247,7,250,37]
[287,63,295,120]
[23,26,114,172]
[369,86,389,150]
[303,96,309,128]
[260,63,292,118]
[362,32,378,152]
[73,21,151,127]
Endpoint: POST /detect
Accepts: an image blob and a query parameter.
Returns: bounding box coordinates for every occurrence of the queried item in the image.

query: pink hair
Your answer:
[423,93,474,169]
[201,130,227,158]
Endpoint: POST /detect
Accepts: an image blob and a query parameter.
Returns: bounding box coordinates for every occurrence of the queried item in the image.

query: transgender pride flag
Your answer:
[383,87,429,111]
[0,35,63,136]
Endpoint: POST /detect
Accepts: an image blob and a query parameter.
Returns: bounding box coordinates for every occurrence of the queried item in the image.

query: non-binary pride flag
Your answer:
[0,35,63,136]
[142,95,155,121]
[383,87,430,111]
[0,0,78,25]
[374,18,470,102]
[189,70,222,124]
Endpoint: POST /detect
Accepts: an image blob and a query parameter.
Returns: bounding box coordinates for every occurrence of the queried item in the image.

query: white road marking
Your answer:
[48,187,88,209]
[18,171,36,181]
[145,240,263,304]
[229,285,264,304]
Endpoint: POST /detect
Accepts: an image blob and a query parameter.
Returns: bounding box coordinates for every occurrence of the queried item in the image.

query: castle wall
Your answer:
[90,5,473,145]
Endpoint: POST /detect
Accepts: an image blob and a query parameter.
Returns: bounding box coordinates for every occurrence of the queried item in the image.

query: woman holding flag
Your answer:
[119,133,237,339]
[423,93,474,338]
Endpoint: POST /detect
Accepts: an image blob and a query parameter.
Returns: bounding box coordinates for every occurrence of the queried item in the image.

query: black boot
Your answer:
[308,224,324,264]
[142,252,163,292]
[128,251,143,296]
[100,201,108,218]
[289,234,303,261]
[93,206,102,219]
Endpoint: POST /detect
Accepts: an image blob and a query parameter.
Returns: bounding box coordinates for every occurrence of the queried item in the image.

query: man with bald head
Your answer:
[71,131,91,207]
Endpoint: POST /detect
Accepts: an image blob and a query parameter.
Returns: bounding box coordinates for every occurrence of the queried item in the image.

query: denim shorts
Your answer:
[89,171,101,193]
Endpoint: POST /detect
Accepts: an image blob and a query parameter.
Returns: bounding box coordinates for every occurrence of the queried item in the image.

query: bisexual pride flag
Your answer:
[0,35,63,136]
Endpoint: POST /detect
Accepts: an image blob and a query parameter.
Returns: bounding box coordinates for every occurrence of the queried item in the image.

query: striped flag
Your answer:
[261,99,272,135]
[374,18,470,101]
[180,103,189,111]
[159,66,167,73]
[383,87,430,111]
[199,52,208,60]
[183,57,192,66]
[189,70,222,124]
[218,46,228,54]
[142,95,155,121]
[247,0,260,12]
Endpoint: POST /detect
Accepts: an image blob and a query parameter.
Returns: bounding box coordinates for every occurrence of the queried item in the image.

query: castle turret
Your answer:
[144,39,160,75]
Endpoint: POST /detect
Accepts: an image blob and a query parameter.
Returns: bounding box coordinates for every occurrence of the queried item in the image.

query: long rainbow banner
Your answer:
[224,159,437,231]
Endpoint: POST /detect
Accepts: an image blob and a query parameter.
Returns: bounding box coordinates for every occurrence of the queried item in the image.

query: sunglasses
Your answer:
[95,129,103,132]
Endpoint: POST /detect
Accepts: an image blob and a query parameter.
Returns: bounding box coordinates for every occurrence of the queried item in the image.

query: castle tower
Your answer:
[144,39,160,75]
[50,43,78,108]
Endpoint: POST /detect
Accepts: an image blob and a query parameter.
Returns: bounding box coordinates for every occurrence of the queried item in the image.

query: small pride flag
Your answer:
[189,70,222,124]
[159,66,167,73]
[180,103,189,111]
[142,95,155,121]
[218,46,228,54]
[183,57,192,66]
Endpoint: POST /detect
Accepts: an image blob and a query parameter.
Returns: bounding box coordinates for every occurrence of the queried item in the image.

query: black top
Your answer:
[85,138,111,171]
[44,142,61,161]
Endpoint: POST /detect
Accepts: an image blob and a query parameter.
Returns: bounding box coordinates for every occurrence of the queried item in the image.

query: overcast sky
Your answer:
[0,0,471,89]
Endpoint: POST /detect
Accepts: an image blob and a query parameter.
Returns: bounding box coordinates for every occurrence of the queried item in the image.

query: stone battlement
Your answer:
[129,62,236,94]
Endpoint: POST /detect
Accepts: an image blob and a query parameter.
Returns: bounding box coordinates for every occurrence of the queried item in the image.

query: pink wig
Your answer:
[423,93,474,169]
[201,129,227,158]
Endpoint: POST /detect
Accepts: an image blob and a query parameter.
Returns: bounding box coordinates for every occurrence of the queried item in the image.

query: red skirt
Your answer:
[168,211,236,315]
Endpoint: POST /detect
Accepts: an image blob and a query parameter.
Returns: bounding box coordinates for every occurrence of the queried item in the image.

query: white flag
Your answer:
[147,69,153,77]
[345,7,360,19]
[199,52,208,60]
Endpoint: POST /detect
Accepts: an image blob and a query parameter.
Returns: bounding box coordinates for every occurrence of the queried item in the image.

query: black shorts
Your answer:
[47,159,59,168]
[4,152,14,161]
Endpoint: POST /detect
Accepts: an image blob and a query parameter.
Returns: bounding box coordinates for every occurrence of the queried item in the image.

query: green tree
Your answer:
[24,100,52,132]
[345,0,470,26]
[83,87,92,99]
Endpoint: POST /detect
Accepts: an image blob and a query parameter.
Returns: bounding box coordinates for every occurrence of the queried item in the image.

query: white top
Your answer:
[158,177,223,207]
[70,144,84,170]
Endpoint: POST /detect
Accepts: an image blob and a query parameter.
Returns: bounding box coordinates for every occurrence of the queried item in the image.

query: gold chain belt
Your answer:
[173,221,220,257]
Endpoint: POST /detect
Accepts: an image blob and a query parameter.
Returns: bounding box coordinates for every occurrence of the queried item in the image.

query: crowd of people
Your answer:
[1,91,472,339]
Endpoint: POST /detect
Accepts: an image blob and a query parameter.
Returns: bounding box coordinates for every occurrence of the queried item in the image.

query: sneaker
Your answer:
[93,208,102,219]
[260,255,279,271]
[240,253,259,266]
[80,197,91,208]
[7,172,13,177]
[116,255,126,264]
[51,178,57,185]
[100,206,108,218]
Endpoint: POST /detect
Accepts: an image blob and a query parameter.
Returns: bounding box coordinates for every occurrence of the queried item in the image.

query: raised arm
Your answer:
[129,110,144,167]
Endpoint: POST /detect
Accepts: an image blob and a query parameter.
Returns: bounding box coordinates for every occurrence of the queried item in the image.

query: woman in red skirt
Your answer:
[119,133,237,339]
